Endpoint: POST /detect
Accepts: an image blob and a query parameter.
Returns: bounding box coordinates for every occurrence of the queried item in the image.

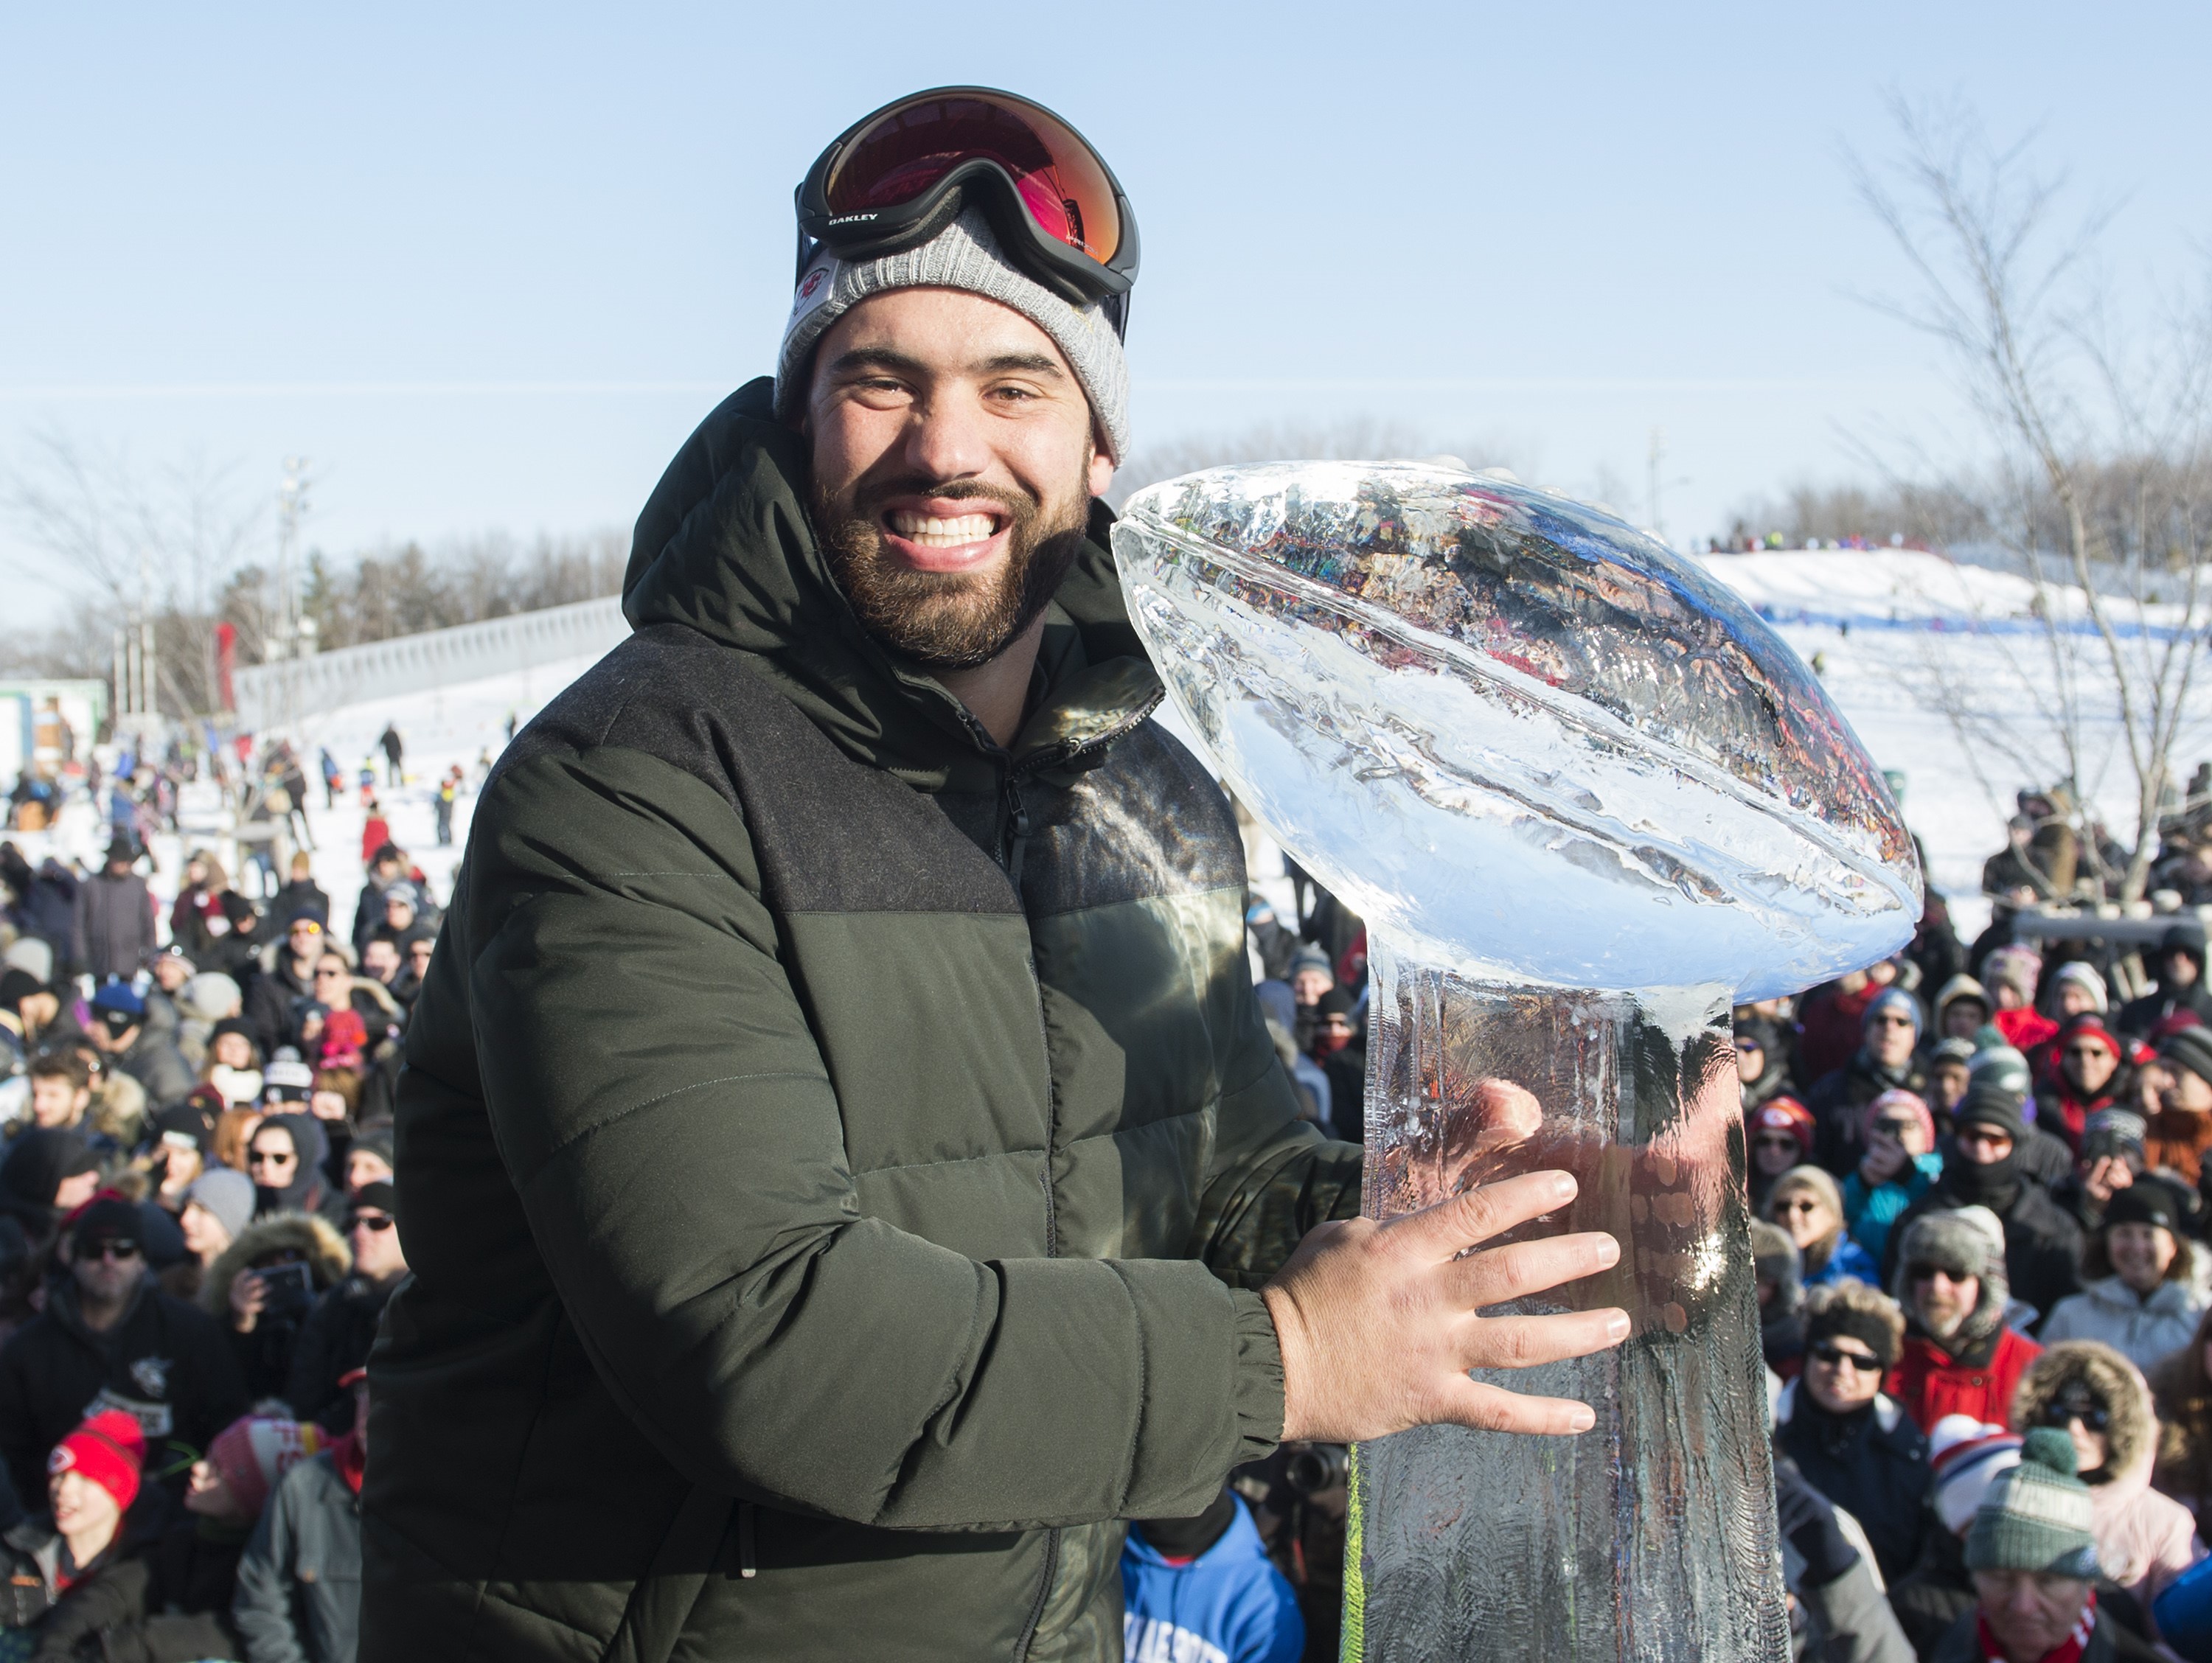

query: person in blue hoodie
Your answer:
[1123,1490,1303,1663]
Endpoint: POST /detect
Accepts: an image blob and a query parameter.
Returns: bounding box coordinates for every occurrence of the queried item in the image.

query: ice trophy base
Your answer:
[1346,940,1788,1663]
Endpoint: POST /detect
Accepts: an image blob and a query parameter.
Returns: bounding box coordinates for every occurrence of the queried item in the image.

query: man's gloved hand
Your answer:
[1774,1455,1859,1589]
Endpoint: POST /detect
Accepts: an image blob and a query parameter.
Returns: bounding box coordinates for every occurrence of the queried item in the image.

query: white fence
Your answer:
[232,596,630,732]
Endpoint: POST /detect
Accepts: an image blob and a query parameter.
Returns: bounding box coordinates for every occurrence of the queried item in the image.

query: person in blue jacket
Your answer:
[1123,1490,1303,1663]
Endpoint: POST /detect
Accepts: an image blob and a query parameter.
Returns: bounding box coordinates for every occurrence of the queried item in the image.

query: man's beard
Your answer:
[812,475,1090,670]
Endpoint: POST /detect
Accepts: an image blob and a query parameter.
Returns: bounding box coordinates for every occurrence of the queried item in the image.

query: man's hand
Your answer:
[1262,1168,1629,1442]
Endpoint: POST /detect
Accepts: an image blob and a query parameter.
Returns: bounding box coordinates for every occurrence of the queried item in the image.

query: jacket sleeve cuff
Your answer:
[1230,1288,1286,1461]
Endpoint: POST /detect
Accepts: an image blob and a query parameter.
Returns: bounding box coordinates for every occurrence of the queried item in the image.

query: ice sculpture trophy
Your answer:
[1113,464,1919,1662]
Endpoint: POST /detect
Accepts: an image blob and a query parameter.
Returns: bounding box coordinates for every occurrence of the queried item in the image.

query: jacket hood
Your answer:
[2011,1339,2157,1491]
[618,378,1161,794]
[201,1210,351,1319]
[1934,975,1990,1033]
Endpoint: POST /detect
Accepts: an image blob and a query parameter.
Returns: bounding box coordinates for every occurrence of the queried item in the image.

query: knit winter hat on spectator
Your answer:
[49,1409,145,1514]
[2051,962,2110,1015]
[184,1169,254,1242]
[207,1415,324,1519]
[772,204,1131,463]
[1955,1081,2028,1144]
[1927,1416,2023,1536]
[1895,1206,2007,1291]
[1981,945,2043,1000]
[0,966,42,1009]
[1964,1427,2101,1577]
[2160,1025,2212,1089]
[1863,986,1922,1036]
[2104,1180,2181,1236]
[1862,1088,1935,1150]
[1749,1097,1816,1157]
[2081,1107,2148,1159]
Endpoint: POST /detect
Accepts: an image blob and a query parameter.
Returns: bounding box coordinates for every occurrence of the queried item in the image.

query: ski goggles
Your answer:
[794,87,1139,335]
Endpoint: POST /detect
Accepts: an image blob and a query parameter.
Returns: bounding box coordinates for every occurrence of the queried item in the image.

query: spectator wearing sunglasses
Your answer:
[1747,1098,1816,1216]
[1888,1207,2044,1434]
[1842,1089,1944,1266]
[287,1182,407,1435]
[2038,1014,2134,1157]
[1764,1167,1879,1291]
[1773,1280,1930,1583]
[0,1192,246,1507]
[1809,988,1932,1176]
[1882,1086,2085,1328]
[1734,1014,1795,1113]
[2039,1184,2205,1374]
[2011,1341,2201,1610]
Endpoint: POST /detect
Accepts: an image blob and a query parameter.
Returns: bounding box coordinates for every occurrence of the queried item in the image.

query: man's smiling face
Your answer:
[804,287,1114,669]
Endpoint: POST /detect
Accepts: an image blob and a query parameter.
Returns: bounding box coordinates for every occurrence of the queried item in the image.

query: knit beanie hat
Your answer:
[1748,1098,1816,1157]
[1955,1081,2028,1143]
[207,1415,324,1520]
[1896,1206,2007,1290]
[1928,1416,2023,1535]
[2054,1010,2122,1062]
[1863,1088,1935,1150]
[2081,1108,2149,1160]
[2051,962,2110,1015]
[773,205,1130,462]
[1981,945,2044,1000]
[1930,1036,1978,1069]
[2104,1181,2181,1236]
[1966,1045,2033,1095]
[2160,1025,2212,1089]
[48,1409,145,1513]
[1964,1427,2101,1577]
[1863,986,1923,1037]
[184,1169,255,1242]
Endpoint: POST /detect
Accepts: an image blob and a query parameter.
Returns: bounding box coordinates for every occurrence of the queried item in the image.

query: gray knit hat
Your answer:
[1963,1427,2101,1577]
[773,206,1130,461]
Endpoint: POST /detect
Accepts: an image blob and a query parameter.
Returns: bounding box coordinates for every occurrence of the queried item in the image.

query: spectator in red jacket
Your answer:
[1888,1207,2042,1434]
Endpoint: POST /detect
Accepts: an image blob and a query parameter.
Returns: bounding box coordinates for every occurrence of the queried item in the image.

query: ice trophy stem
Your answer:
[1349,936,1790,1662]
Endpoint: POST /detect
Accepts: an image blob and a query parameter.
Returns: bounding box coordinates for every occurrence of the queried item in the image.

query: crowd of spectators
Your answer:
[1183,796,2212,1662]
[0,811,427,1662]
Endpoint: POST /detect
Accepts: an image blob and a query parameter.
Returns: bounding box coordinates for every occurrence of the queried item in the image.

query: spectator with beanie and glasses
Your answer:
[1883,1087,2084,1328]
[1747,1098,1816,1216]
[1888,1208,2044,1434]
[0,1193,246,1507]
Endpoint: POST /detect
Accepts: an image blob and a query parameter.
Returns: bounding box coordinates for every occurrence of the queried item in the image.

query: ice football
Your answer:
[1110,461,1921,999]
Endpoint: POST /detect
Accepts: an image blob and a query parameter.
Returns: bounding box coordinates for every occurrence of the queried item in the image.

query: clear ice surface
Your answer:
[1111,464,1924,1662]
[1110,461,1920,1000]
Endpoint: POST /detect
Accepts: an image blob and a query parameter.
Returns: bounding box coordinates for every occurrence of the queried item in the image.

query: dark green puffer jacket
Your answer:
[361,378,1364,1662]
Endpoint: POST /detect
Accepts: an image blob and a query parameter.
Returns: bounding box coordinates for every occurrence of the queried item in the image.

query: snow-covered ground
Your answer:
[13,546,2212,954]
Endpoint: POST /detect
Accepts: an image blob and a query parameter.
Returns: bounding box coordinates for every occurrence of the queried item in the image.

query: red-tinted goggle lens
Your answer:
[825,91,1121,266]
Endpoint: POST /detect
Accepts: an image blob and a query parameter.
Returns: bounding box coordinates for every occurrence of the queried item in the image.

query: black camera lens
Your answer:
[1284,1443,1349,1495]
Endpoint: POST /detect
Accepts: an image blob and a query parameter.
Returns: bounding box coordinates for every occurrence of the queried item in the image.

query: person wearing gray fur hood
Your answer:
[2010,1340,2205,1608]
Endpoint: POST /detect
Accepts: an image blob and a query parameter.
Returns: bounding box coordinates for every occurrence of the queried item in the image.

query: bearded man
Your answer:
[364,88,1626,1662]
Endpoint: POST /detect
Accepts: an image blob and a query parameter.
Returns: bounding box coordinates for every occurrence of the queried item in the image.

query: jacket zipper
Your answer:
[1012,1525,1060,1663]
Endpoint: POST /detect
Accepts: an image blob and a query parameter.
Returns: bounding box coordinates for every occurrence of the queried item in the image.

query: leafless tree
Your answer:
[1,430,265,717]
[1853,97,2212,902]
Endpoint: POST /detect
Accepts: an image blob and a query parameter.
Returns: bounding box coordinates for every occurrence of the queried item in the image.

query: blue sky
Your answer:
[4,1,2208,610]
